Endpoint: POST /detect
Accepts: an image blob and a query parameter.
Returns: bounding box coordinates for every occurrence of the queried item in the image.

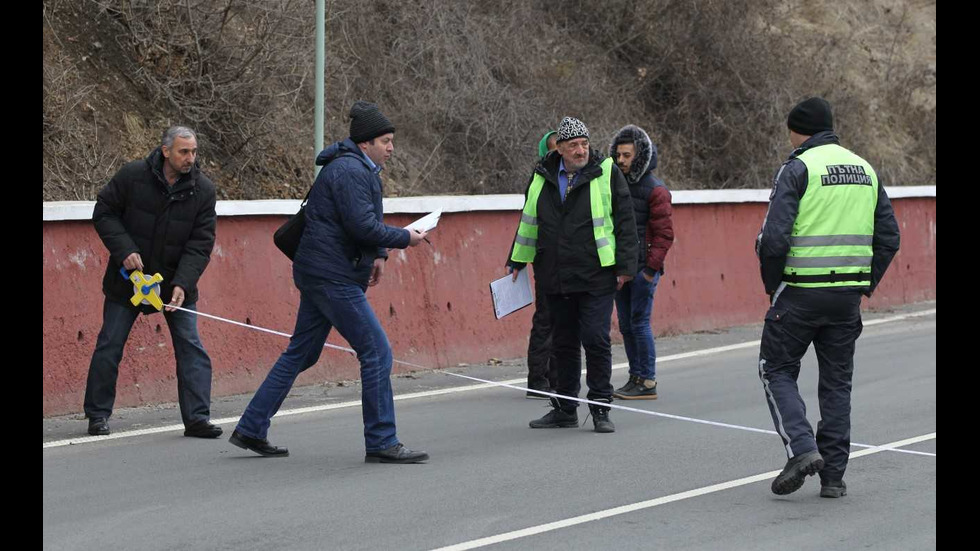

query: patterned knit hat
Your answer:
[349,101,395,143]
[556,117,589,143]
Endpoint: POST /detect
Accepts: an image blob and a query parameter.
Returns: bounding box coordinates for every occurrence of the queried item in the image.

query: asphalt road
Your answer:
[43,303,936,551]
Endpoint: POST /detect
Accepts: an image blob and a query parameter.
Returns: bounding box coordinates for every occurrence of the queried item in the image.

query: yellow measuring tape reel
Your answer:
[120,267,164,311]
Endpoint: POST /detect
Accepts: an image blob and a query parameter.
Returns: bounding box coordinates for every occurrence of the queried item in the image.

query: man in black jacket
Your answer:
[85,126,221,439]
[508,117,638,433]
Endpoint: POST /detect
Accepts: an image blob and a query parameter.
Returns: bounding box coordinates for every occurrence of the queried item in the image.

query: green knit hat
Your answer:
[537,131,557,158]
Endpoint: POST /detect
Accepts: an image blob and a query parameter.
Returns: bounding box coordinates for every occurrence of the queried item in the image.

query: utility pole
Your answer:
[314,0,325,179]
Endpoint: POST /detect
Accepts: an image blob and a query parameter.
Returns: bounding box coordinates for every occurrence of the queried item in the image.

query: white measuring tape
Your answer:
[169,305,936,458]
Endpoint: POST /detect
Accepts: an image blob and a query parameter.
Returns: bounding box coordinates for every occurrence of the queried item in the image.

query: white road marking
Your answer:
[43,308,935,449]
[429,432,937,551]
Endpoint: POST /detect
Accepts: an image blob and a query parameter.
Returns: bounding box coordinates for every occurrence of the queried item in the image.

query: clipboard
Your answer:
[489,269,533,319]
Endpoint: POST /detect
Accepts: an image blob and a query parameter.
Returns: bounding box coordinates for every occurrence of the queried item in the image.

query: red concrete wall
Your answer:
[42,198,935,416]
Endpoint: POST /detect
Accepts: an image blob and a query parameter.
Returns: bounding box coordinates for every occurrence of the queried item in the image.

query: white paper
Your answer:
[489,269,533,319]
[405,209,442,232]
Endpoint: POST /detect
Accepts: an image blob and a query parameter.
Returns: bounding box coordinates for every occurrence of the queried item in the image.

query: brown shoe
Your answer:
[616,378,658,400]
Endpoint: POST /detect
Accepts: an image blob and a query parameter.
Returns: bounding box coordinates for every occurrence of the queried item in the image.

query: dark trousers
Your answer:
[84,297,213,427]
[758,285,863,481]
[527,274,558,390]
[547,291,615,410]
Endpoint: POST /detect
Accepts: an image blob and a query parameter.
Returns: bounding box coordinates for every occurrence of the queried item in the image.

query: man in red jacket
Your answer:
[609,125,674,400]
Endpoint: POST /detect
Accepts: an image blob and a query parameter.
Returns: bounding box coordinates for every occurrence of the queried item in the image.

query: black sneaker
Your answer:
[614,375,640,395]
[820,479,847,498]
[529,407,578,428]
[87,417,110,436]
[616,378,658,400]
[771,450,825,495]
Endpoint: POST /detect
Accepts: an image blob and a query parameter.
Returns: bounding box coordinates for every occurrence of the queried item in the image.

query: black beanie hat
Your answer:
[349,101,395,143]
[787,97,833,135]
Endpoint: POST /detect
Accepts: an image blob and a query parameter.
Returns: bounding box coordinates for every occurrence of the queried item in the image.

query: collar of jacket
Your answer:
[788,130,841,160]
[535,149,606,186]
[342,138,377,172]
[146,147,198,193]
[316,138,379,173]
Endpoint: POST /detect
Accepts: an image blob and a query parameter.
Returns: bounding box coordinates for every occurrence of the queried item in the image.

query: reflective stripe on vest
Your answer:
[511,158,616,266]
[591,158,616,266]
[784,144,878,288]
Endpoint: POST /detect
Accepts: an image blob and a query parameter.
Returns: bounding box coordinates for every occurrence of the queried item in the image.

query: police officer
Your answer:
[756,97,900,498]
[508,117,637,433]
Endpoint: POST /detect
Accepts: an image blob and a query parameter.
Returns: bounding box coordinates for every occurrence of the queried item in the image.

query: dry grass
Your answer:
[42,0,935,200]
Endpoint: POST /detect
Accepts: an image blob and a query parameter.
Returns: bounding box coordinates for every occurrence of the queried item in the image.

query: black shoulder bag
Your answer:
[273,187,311,261]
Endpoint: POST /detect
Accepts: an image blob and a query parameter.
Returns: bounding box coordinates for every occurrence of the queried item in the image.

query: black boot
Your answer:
[529,397,578,428]
[589,399,615,433]
[820,478,847,498]
[771,450,824,495]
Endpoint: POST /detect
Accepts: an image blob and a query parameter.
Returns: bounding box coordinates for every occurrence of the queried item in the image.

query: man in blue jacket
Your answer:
[230,101,430,463]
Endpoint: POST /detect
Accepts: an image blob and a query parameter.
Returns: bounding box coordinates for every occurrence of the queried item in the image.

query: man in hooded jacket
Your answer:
[609,125,674,400]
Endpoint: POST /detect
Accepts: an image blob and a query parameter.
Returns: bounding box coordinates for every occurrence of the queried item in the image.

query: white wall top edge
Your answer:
[43,186,936,221]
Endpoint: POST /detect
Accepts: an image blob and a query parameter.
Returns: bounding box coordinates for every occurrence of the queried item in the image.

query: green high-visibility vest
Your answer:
[783,144,878,288]
[511,158,617,267]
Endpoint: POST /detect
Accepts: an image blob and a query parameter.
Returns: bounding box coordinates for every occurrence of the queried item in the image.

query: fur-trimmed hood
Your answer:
[609,124,658,184]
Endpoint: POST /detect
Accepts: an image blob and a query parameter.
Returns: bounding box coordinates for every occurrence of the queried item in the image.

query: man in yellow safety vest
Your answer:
[756,97,900,498]
[508,116,637,433]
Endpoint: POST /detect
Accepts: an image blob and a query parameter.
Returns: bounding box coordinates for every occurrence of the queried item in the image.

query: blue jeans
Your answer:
[615,270,660,380]
[236,269,398,452]
[84,297,213,427]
